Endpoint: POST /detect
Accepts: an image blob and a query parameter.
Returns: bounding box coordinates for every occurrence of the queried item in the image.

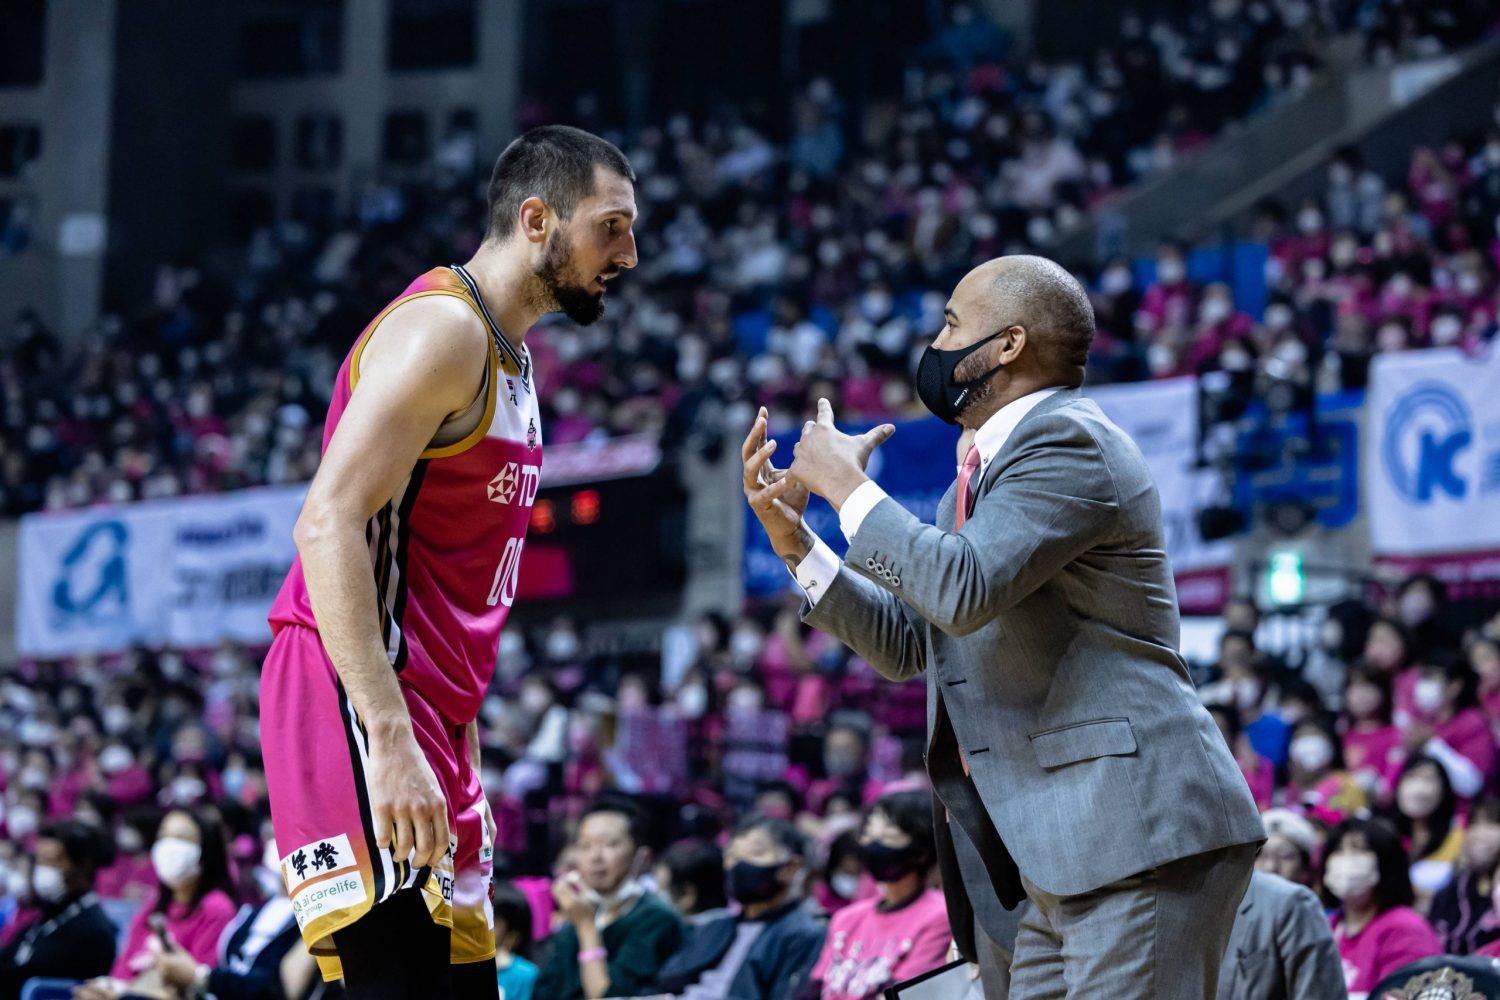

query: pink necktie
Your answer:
[955,445,982,530]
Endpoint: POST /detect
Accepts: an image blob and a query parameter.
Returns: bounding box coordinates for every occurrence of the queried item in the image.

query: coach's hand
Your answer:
[369,731,451,871]
[789,398,894,509]
[742,406,812,560]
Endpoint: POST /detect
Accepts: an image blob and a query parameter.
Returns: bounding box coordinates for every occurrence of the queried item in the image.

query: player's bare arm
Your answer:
[293,294,488,872]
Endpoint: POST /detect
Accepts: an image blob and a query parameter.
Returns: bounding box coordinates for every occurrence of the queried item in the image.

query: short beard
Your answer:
[535,229,605,326]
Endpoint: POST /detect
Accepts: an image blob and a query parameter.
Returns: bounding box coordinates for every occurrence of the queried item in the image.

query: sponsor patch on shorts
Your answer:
[282,833,358,894]
[290,871,369,930]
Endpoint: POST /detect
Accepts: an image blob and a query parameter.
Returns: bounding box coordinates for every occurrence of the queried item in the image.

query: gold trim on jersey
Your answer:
[344,289,500,460]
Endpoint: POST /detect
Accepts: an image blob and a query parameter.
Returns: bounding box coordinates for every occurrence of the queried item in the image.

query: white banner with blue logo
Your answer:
[17,485,305,657]
[1086,377,1234,609]
[1368,347,1500,575]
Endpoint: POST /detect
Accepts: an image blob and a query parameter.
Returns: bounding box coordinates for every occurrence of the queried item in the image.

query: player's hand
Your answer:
[553,870,597,927]
[369,731,451,871]
[742,406,810,548]
[789,398,894,507]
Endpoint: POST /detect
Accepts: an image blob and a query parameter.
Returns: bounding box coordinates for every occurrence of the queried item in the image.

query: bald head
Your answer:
[952,255,1095,385]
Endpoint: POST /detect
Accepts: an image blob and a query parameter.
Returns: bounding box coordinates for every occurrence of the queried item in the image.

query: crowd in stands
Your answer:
[5,1,1500,997]
[4,1,1498,516]
[0,571,1490,995]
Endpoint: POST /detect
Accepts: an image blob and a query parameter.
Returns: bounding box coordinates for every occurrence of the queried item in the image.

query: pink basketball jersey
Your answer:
[269,265,542,725]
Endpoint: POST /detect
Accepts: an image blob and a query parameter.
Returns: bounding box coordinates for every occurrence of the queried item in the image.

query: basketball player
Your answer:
[259,126,637,999]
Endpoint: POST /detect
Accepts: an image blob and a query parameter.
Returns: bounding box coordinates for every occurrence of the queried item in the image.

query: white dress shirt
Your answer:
[792,387,1061,605]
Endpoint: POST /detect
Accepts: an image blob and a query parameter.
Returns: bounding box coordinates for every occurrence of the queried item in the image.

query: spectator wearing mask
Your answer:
[804,792,949,1000]
[535,799,684,1000]
[1364,618,1418,720]
[1430,798,1500,954]
[76,807,237,1000]
[1255,810,1318,887]
[1404,656,1495,799]
[815,833,864,916]
[1395,574,1457,658]
[1392,756,1461,906]
[808,724,879,813]
[1342,666,1402,798]
[647,815,826,999]
[1469,636,1500,721]
[1216,870,1344,1000]
[0,821,116,998]
[1323,818,1442,994]
[493,880,538,1000]
[656,840,731,930]
[1200,630,1290,767]
[1284,718,1349,809]
[149,838,319,1000]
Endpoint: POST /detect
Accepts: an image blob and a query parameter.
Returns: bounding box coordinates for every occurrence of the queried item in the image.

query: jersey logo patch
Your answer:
[487,462,540,506]
[527,418,538,451]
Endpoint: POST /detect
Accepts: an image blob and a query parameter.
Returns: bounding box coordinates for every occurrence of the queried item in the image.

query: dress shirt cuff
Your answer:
[789,535,841,607]
[838,480,889,543]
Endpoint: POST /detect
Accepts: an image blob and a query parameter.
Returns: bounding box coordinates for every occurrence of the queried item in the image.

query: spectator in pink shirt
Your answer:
[1342,666,1403,799]
[1323,818,1442,996]
[803,791,951,1000]
[1405,657,1496,801]
[78,807,237,999]
[1364,618,1419,723]
[1472,636,1500,722]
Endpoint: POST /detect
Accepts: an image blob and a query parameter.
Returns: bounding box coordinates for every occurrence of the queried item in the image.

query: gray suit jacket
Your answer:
[803,389,1264,946]
[1218,872,1346,1000]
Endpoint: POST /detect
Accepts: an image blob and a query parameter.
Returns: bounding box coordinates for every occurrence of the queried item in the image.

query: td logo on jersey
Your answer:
[487,463,540,506]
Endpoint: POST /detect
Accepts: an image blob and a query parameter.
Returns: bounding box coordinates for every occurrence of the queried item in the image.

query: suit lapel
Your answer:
[973,386,1083,498]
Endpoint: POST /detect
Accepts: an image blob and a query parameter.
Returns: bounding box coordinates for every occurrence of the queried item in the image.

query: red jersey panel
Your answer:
[269,266,542,725]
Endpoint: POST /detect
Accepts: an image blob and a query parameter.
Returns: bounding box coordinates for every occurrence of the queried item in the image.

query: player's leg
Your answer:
[447,724,499,1000]
[333,887,454,999]
[260,625,452,989]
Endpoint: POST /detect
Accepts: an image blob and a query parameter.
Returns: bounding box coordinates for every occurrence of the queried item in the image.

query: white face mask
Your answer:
[1324,851,1380,902]
[1289,734,1334,773]
[1413,678,1446,715]
[31,864,67,903]
[1231,677,1262,712]
[1397,774,1443,820]
[151,837,203,889]
[676,685,708,720]
[8,806,38,839]
[830,872,861,901]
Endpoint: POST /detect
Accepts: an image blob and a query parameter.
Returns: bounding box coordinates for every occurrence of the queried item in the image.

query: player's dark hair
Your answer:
[153,807,235,916]
[486,125,635,242]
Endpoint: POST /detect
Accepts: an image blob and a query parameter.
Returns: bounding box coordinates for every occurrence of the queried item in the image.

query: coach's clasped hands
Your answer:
[786,398,895,510]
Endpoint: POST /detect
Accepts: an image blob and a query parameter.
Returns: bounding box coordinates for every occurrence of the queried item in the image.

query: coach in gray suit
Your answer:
[742,255,1265,998]
[1219,871,1346,1000]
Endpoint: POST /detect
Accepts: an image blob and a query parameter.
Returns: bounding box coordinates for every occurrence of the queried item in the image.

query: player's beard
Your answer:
[536,228,606,326]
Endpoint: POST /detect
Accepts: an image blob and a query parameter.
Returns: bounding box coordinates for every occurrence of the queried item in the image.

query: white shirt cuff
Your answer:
[838,480,889,543]
[790,535,841,607]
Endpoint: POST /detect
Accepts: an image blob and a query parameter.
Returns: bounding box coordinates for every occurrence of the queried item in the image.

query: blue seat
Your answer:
[20,979,80,1000]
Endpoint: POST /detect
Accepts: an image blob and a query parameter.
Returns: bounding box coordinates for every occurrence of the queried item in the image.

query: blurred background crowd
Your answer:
[4,0,1500,997]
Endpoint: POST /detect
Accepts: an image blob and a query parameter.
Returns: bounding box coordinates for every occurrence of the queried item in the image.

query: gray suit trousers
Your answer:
[1008,843,1257,1000]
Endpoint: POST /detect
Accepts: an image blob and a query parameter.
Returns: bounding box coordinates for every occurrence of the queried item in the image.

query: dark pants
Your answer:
[332,889,499,1000]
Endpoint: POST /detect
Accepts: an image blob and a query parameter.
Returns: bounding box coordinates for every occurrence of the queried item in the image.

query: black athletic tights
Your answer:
[332,888,499,1000]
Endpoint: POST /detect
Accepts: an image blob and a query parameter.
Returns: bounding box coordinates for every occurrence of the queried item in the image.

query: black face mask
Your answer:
[726,860,788,905]
[858,841,926,884]
[915,331,1007,425]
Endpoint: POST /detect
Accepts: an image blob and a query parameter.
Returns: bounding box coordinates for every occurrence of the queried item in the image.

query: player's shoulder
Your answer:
[364,289,490,377]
